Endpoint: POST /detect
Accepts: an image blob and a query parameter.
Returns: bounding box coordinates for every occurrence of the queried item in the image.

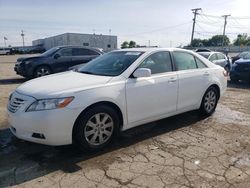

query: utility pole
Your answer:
[21,30,25,47]
[190,8,201,47]
[222,14,231,47]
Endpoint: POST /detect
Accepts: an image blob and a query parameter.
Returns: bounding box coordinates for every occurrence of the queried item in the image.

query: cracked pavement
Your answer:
[1,55,250,187]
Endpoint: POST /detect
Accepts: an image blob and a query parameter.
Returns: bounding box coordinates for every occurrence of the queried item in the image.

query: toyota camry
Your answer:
[7,48,227,150]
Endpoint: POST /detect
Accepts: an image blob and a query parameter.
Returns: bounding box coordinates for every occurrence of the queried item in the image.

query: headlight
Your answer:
[23,60,32,64]
[26,97,74,112]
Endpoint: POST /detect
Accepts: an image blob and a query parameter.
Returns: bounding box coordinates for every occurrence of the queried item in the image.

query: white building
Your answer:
[32,33,117,52]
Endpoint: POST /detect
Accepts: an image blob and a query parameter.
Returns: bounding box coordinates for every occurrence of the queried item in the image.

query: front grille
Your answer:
[8,97,26,113]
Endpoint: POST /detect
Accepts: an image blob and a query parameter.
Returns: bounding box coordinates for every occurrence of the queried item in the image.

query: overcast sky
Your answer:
[0,0,250,47]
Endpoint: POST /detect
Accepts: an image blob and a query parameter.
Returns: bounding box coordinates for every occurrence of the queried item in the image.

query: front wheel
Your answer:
[74,105,120,151]
[34,65,51,78]
[200,86,219,116]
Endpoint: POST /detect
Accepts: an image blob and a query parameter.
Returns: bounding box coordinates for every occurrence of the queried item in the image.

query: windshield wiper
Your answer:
[79,71,94,75]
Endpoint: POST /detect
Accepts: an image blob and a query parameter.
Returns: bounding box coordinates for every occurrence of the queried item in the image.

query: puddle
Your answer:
[231,152,250,166]
[213,105,250,126]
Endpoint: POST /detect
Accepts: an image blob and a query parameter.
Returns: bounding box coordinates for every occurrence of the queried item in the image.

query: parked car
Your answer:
[0,47,12,55]
[231,51,250,63]
[230,59,250,82]
[197,51,231,72]
[8,48,227,150]
[14,46,103,78]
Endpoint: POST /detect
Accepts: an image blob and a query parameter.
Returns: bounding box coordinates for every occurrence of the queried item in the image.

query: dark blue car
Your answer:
[15,46,103,79]
[230,59,250,82]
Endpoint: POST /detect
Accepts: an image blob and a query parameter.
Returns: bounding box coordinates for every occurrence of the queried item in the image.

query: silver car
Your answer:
[197,51,229,68]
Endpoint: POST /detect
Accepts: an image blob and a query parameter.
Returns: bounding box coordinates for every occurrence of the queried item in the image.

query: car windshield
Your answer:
[78,51,144,76]
[198,52,210,59]
[238,52,249,58]
[41,47,61,56]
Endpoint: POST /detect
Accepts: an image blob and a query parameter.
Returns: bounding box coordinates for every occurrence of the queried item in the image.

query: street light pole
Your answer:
[21,30,25,47]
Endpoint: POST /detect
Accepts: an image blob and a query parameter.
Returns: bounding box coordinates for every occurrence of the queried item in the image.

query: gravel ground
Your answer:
[0,55,250,187]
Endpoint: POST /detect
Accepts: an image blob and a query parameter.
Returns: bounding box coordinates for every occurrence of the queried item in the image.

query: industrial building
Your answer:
[32,33,117,52]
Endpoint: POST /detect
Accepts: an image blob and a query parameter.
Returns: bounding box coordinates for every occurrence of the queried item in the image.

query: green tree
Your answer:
[191,39,204,47]
[128,41,136,48]
[191,35,230,47]
[121,41,129,49]
[208,35,230,46]
[233,34,249,46]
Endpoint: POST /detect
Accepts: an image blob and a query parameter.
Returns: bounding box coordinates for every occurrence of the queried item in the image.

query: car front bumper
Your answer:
[7,92,81,146]
[8,108,80,146]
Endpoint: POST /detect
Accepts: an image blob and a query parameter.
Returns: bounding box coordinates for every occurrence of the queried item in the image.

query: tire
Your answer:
[199,86,219,116]
[34,65,52,78]
[74,105,120,151]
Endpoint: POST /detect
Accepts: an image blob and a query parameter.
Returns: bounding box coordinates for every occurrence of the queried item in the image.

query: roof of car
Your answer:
[54,45,103,51]
[115,48,192,53]
[197,51,219,55]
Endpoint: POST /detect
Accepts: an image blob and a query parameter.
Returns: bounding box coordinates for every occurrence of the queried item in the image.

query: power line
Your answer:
[121,22,191,37]
[199,11,222,24]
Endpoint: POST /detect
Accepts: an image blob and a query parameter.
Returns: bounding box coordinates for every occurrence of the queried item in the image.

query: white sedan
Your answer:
[7,48,227,150]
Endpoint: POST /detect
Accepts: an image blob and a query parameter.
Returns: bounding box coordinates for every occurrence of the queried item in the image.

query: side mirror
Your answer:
[54,54,60,59]
[133,68,151,78]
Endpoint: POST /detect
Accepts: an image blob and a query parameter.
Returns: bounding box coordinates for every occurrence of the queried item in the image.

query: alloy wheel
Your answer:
[36,68,50,77]
[204,90,217,113]
[84,113,114,146]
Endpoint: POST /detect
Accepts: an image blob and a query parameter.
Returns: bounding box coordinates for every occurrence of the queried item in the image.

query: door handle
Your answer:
[168,77,177,83]
[203,72,210,76]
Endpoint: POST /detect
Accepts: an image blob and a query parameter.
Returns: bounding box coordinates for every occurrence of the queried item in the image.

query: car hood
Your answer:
[235,58,250,64]
[16,71,113,99]
[17,56,46,62]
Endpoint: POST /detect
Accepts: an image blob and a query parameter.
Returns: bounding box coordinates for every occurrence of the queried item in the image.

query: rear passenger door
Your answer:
[172,51,210,111]
[72,48,100,65]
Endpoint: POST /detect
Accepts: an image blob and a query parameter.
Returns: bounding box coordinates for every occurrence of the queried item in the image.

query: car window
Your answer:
[208,54,217,61]
[58,48,72,56]
[138,51,172,74]
[195,57,207,68]
[217,53,226,60]
[72,48,99,56]
[239,52,248,58]
[173,52,197,71]
[243,52,250,59]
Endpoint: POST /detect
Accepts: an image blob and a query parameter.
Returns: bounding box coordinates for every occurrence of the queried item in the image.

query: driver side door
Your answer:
[125,51,178,126]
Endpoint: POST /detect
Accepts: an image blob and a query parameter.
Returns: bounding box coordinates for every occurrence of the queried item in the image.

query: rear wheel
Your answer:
[74,105,120,151]
[34,65,51,78]
[200,86,218,116]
